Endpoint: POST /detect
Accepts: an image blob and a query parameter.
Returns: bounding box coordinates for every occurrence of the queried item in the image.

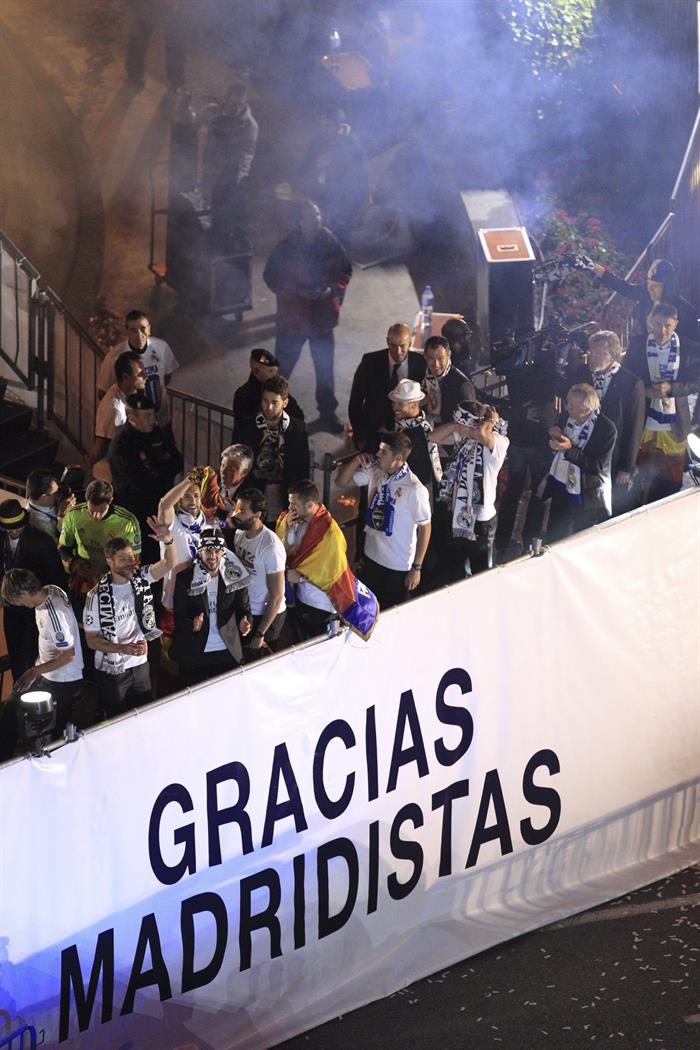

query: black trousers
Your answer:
[181,648,237,687]
[432,505,498,584]
[96,662,152,718]
[495,443,550,549]
[360,556,408,610]
[294,600,337,641]
[546,491,607,544]
[244,611,287,660]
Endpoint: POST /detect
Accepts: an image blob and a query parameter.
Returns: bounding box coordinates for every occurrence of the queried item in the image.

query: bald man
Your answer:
[348,323,427,451]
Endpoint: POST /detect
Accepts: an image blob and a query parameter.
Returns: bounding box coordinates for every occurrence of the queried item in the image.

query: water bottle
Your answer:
[421,285,434,336]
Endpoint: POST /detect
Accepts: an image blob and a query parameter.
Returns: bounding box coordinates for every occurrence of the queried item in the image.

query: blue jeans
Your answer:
[275,331,338,414]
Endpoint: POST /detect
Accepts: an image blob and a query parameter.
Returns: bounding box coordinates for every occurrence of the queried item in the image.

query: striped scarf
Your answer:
[646,333,680,429]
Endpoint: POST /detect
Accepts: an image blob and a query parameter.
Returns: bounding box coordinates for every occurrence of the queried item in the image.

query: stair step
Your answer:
[0,430,59,480]
[0,401,33,439]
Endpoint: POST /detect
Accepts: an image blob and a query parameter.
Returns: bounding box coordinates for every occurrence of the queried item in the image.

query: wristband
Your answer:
[252,628,265,640]
[412,563,422,571]
[163,538,174,546]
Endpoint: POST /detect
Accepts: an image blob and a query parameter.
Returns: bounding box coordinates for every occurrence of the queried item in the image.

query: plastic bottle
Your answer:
[421,285,434,336]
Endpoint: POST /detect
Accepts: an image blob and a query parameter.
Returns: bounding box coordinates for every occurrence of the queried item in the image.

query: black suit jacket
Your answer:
[550,410,617,511]
[566,364,646,476]
[108,423,184,519]
[348,349,426,451]
[624,335,700,442]
[172,565,250,670]
[232,415,311,501]
[432,366,476,424]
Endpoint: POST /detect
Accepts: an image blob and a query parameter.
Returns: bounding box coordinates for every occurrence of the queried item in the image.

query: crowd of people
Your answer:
[0,239,697,761]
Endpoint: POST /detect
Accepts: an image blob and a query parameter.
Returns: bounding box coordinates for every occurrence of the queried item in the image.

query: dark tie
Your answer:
[390,361,400,389]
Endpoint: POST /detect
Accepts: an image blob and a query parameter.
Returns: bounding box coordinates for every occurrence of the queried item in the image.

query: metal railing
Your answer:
[0,227,239,473]
[0,1024,38,1050]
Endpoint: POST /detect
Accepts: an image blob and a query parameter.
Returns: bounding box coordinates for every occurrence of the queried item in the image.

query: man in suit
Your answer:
[348,323,426,453]
[624,301,700,503]
[172,529,251,686]
[232,376,310,526]
[565,330,645,514]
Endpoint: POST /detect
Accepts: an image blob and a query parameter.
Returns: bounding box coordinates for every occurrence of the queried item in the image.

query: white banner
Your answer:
[1,492,698,1049]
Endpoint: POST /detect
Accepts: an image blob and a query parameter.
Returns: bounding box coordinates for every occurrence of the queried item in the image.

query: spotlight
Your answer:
[19,690,56,754]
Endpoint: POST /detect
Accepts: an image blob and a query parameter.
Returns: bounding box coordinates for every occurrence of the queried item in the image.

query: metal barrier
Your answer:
[0,1024,38,1050]
[0,226,240,473]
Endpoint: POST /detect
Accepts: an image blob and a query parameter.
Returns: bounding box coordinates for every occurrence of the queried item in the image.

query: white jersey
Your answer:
[233,526,287,616]
[161,511,205,610]
[83,568,156,673]
[94,383,128,440]
[35,585,84,683]
[353,463,431,571]
[98,338,178,425]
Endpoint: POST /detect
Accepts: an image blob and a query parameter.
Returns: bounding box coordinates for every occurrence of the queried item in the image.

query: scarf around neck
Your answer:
[548,409,599,503]
[397,411,442,481]
[188,548,250,596]
[646,332,680,427]
[366,462,410,536]
[96,568,161,673]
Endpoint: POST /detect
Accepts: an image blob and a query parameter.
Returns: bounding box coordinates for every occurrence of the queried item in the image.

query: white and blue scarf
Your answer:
[366,462,410,536]
[646,332,680,429]
[548,410,599,503]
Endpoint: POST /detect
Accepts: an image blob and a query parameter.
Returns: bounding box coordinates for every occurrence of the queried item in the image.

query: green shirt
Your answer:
[58,504,142,571]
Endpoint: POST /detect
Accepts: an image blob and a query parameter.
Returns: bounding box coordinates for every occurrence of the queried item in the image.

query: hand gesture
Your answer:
[122,640,148,656]
[58,492,76,517]
[549,433,572,451]
[146,514,171,544]
[287,568,302,585]
[248,634,264,650]
[239,616,252,637]
[192,612,204,632]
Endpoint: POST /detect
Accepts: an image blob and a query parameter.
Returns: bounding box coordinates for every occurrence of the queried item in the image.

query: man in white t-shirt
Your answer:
[90,350,145,471]
[1,569,84,739]
[83,516,175,716]
[97,310,178,426]
[337,431,431,610]
[231,487,286,654]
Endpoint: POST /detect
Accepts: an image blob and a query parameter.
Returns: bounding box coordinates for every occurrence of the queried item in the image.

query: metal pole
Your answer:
[322,452,334,509]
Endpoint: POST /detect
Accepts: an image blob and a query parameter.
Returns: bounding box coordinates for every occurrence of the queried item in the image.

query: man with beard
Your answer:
[233,376,310,525]
[83,515,175,715]
[233,348,304,424]
[388,379,441,491]
[172,529,251,686]
[348,322,426,453]
[231,488,287,655]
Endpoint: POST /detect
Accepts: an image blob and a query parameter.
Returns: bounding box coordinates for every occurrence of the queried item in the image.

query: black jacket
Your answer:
[232,414,310,501]
[430,366,476,425]
[624,335,700,443]
[233,374,304,423]
[349,349,427,452]
[108,423,184,519]
[564,364,646,476]
[548,410,617,512]
[172,565,250,670]
[1,525,67,679]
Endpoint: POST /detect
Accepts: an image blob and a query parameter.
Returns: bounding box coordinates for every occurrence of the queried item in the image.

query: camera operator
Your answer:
[490,326,567,560]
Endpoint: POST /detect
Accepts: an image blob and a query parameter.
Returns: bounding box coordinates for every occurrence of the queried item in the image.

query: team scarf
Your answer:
[646,332,680,427]
[95,568,161,673]
[397,411,443,481]
[424,365,451,421]
[438,406,507,539]
[188,548,250,596]
[591,361,620,400]
[254,411,290,479]
[175,508,206,559]
[366,462,410,536]
[277,505,378,640]
[548,409,600,503]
